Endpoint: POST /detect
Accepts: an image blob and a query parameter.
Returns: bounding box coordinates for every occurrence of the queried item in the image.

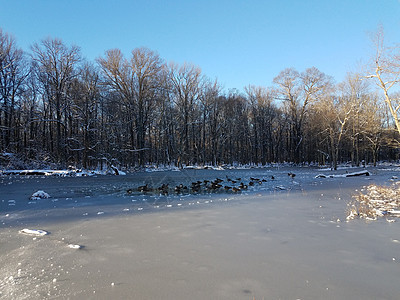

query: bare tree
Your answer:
[274,67,332,163]
[313,92,351,170]
[68,63,101,168]
[273,68,300,162]
[169,62,202,165]
[31,37,81,162]
[198,79,221,164]
[0,29,29,152]
[366,25,400,140]
[362,96,384,166]
[220,91,249,164]
[19,63,42,159]
[339,72,372,166]
[97,47,164,166]
[245,85,277,164]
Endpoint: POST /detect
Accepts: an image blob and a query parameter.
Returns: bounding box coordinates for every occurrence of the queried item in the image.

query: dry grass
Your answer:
[347,182,400,221]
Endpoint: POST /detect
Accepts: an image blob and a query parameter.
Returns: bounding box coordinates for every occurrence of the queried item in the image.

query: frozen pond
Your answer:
[1,166,400,299]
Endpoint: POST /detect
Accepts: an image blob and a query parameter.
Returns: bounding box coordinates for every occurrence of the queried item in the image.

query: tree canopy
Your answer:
[0,29,398,170]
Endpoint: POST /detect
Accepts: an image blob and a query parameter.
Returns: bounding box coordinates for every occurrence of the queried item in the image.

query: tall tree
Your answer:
[338,72,371,166]
[68,63,101,168]
[366,25,400,140]
[198,79,221,164]
[313,93,351,170]
[273,68,300,162]
[31,37,81,162]
[169,62,202,165]
[0,29,29,152]
[97,47,164,166]
[274,67,332,163]
[245,85,277,164]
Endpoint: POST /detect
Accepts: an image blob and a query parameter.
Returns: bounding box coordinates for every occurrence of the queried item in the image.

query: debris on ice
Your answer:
[347,184,400,221]
[275,185,286,190]
[316,170,370,179]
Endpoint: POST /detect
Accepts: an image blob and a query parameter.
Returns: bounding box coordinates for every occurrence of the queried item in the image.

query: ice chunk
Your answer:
[68,244,82,249]
[19,228,49,236]
[30,190,50,200]
[275,185,286,190]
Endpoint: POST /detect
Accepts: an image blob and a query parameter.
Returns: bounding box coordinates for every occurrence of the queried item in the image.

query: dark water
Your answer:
[0,165,397,226]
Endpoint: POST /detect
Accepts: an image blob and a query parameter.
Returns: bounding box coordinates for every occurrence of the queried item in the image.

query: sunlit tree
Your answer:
[366,25,400,141]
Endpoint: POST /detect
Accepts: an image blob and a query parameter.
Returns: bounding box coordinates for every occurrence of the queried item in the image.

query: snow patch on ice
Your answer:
[30,190,50,200]
[68,244,83,249]
[19,228,49,236]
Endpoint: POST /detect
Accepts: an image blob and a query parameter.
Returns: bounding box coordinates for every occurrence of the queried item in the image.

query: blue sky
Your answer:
[1,0,399,92]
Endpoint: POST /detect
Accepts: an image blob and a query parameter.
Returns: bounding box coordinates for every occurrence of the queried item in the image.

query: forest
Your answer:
[0,28,399,170]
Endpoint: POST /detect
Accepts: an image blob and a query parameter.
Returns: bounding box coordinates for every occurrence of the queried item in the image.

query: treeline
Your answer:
[0,29,398,170]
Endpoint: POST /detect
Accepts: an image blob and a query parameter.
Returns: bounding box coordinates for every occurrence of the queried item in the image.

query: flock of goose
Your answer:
[126,173,295,196]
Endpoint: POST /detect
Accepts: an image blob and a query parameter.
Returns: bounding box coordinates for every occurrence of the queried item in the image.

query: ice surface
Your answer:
[1,165,400,299]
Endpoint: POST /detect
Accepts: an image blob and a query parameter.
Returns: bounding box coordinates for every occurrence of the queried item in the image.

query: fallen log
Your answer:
[345,170,370,177]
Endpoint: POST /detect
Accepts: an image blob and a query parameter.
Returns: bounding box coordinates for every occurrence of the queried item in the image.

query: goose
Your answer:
[158,183,169,195]
[207,183,222,191]
[175,184,183,193]
[192,181,202,187]
[138,184,151,193]
[232,187,241,193]
[191,184,201,193]
[239,182,248,190]
[175,184,188,192]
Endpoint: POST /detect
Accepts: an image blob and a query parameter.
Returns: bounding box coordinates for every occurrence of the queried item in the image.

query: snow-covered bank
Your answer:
[2,161,397,177]
[0,167,126,177]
